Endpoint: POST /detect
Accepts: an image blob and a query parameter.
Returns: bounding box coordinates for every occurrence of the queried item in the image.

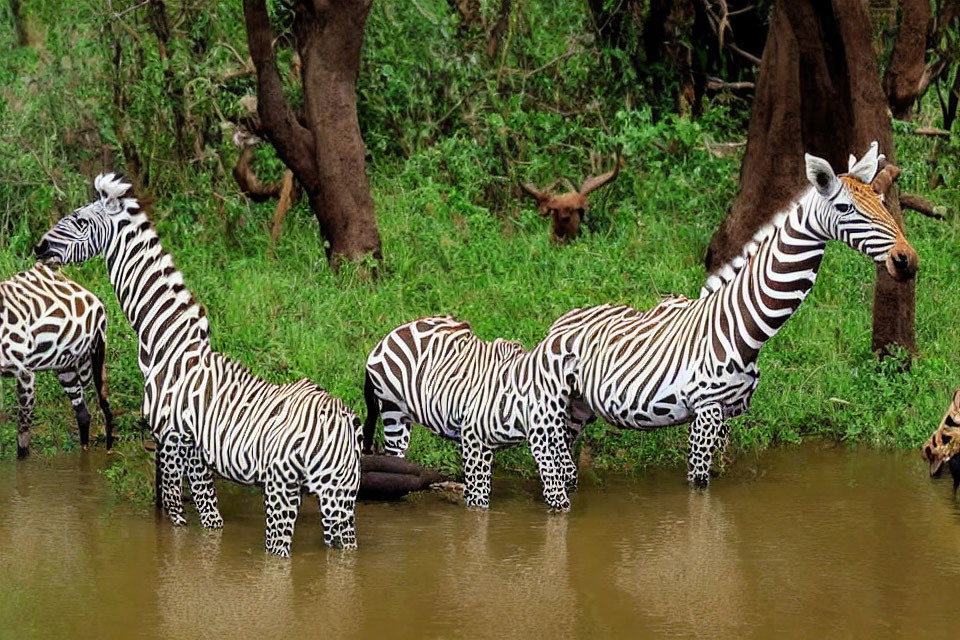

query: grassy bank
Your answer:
[1,1,959,502]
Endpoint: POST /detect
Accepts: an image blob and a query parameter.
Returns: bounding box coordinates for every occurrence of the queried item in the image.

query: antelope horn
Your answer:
[579,148,625,196]
[871,163,900,195]
[521,182,549,202]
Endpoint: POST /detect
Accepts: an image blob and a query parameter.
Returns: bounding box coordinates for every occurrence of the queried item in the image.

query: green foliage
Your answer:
[1,0,959,501]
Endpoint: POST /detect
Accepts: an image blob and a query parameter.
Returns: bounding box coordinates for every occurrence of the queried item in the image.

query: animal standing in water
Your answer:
[546,143,917,487]
[0,263,113,456]
[922,389,960,490]
[35,174,362,555]
[363,315,580,510]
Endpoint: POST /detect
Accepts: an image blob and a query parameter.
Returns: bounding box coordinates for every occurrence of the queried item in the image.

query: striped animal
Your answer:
[363,315,579,510]
[547,143,917,487]
[922,389,960,489]
[34,174,362,555]
[1,262,113,457]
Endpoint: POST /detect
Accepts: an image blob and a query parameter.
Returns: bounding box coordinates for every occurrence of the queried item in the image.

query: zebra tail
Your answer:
[362,370,379,455]
[91,332,115,452]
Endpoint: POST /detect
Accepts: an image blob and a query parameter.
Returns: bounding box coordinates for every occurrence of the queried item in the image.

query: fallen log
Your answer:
[359,454,446,500]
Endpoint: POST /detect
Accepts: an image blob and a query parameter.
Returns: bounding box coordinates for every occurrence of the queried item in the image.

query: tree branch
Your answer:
[242,0,318,189]
[900,193,945,220]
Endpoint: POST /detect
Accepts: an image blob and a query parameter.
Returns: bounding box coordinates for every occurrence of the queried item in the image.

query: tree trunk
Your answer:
[883,0,931,120]
[10,0,29,47]
[705,0,915,355]
[243,0,382,268]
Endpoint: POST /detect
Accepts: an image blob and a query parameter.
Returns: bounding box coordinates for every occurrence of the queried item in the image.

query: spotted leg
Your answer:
[380,400,412,457]
[184,445,223,529]
[461,428,493,509]
[158,430,188,526]
[317,479,358,550]
[56,368,91,451]
[528,408,571,511]
[15,371,36,458]
[263,476,302,556]
[687,402,724,489]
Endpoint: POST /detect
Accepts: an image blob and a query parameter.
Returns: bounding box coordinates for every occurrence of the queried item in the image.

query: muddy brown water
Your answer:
[0,443,958,639]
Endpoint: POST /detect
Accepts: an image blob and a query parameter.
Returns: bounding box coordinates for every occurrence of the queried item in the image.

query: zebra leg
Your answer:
[317,478,358,550]
[688,403,725,489]
[56,368,91,450]
[381,400,412,456]
[263,477,302,557]
[527,411,571,511]
[461,429,493,509]
[15,371,36,458]
[158,431,188,526]
[184,445,223,529]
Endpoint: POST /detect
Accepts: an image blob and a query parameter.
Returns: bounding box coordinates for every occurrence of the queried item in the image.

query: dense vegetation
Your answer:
[1,1,958,502]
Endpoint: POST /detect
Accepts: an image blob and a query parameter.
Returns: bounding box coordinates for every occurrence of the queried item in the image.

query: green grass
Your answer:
[1,0,959,502]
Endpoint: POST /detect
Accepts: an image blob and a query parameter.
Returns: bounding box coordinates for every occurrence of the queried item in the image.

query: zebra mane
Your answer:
[94,172,134,202]
[699,209,790,298]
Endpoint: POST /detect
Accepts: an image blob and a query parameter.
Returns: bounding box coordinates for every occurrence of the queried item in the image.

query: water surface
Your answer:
[1,443,958,639]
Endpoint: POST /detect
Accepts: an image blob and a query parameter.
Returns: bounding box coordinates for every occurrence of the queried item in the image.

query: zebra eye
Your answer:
[836,203,853,214]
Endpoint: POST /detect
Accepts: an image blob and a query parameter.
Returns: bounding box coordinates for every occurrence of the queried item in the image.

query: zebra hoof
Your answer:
[82,444,89,451]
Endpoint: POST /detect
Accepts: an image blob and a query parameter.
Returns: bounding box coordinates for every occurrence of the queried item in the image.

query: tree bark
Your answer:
[243,0,382,267]
[883,0,931,119]
[705,0,915,355]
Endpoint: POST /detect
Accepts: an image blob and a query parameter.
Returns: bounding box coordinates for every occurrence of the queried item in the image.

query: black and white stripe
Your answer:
[0,263,113,456]
[363,315,579,509]
[35,174,362,555]
[546,143,916,487]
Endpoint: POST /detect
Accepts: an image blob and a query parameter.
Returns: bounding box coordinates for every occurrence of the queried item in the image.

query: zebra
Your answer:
[34,174,362,555]
[1,262,114,457]
[545,142,918,488]
[362,315,581,510]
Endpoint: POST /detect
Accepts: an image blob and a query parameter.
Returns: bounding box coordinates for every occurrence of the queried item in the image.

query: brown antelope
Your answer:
[521,150,624,242]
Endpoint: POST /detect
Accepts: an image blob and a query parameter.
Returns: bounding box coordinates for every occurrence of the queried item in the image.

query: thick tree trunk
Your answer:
[705,0,915,355]
[243,0,382,268]
[884,0,931,120]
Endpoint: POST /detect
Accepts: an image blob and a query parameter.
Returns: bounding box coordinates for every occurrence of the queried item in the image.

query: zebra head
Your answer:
[34,173,135,265]
[804,142,917,282]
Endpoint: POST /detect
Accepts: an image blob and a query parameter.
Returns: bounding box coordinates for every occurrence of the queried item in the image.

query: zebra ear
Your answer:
[847,141,880,184]
[847,154,858,172]
[93,173,134,214]
[804,153,839,198]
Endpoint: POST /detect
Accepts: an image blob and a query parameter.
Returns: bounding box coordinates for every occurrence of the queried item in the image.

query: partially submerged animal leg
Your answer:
[264,477,302,556]
[688,403,725,489]
[527,409,572,511]
[158,431,188,526]
[185,444,223,529]
[461,430,493,509]
[317,479,358,550]
[15,371,36,458]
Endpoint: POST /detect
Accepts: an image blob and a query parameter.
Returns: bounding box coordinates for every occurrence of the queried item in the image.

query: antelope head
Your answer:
[522,151,624,242]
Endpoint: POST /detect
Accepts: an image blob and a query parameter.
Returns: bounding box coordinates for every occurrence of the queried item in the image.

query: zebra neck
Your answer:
[104,213,210,372]
[718,199,827,362]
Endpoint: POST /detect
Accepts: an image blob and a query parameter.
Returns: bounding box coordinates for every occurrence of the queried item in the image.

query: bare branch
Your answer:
[900,193,945,220]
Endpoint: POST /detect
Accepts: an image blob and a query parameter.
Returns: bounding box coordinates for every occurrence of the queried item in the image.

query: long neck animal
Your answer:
[35,177,210,383]
[35,174,362,555]
[548,142,917,489]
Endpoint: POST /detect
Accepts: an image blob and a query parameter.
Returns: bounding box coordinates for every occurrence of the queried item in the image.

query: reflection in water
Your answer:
[615,492,746,636]
[2,445,960,639]
[441,511,575,639]
[155,526,295,638]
